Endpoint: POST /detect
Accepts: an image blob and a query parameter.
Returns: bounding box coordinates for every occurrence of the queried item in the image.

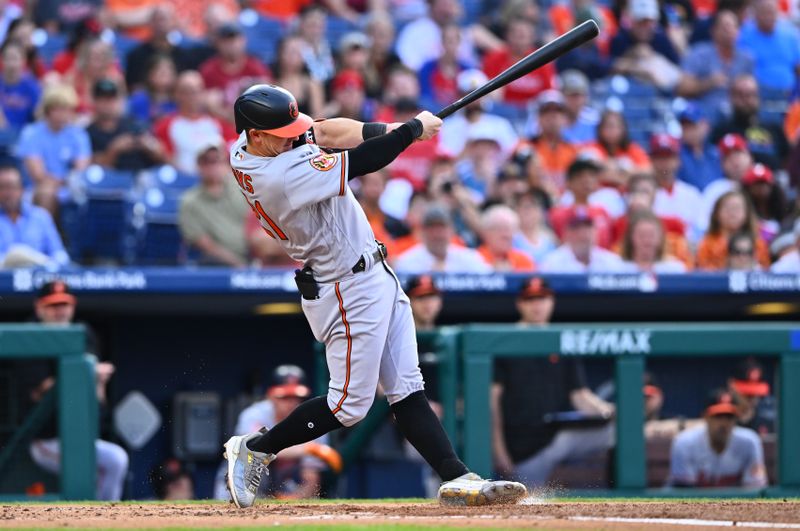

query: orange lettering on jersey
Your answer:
[232,168,254,194]
[309,153,337,172]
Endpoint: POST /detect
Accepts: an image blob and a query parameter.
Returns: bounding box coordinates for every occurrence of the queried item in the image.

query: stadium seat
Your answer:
[141,165,198,194]
[759,87,790,126]
[326,16,358,51]
[33,31,67,68]
[239,11,284,66]
[129,187,183,265]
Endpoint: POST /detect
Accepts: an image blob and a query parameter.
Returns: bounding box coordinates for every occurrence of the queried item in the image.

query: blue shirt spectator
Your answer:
[0,166,68,268]
[0,43,40,136]
[737,0,800,91]
[677,105,724,191]
[128,90,177,126]
[18,119,91,180]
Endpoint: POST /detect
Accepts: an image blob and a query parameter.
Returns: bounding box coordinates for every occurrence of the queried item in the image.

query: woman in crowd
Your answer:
[620,211,687,273]
[513,188,558,264]
[740,164,787,244]
[63,38,123,117]
[128,54,178,126]
[2,19,46,79]
[272,35,324,119]
[697,191,770,270]
[586,110,651,189]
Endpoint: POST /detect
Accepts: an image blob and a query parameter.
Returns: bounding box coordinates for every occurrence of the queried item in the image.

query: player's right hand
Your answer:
[414,111,442,141]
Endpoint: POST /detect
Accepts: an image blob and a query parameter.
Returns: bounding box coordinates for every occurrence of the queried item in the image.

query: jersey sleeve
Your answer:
[283,145,350,210]
[740,429,768,488]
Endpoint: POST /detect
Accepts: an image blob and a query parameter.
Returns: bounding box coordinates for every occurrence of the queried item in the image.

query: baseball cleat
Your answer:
[223,428,276,508]
[438,472,527,506]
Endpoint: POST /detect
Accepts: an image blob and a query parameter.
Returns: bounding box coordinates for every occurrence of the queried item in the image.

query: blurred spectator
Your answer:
[611,0,681,90]
[676,104,723,192]
[426,159,482,247]
[0,42,41,137]
[392,191,432,255]
[50,16,102,75]
[540,208,626,272]
[356,169,410,255]
[322,69,371,121]
[180,1,239,40]
[726,231,761,270]
[178,141,248,267]
[438,70,518,160]
[710,75,789,171]
[63,38,124,116]
[741,164,786,242]
[396,0,483,71]
[418,23,469,110]
[770,219,800,272]
[125,5,195,90]
[559,70,599,144]
[513,189,558,265]
[33,0,102,34]
[482,18,555,106]
[0,165,69,268]
[337,31,370,74]
[586,110,651,189]
[18,84,91,217]
[550,159,614,249]
[668,388,767,488]
[385,98,439,190]
[374,66,420,121]
[492,277,614,487]
[215,365,340,499]
[699,133,753,231]
[728,359,776,435]
[650,133,703,238]
[3,19,46,79]
[105,0,159,41]
[454,124,506,204]
[786,86,800,145]
[737,0,800,92]
[491,163,529,207]
[297,4,335,83]
[252,0,313,21]
[246,211,300,268]
[87,79,166,171]
[406,274,443,331]
[393,204,491,273]
[0,0,20,45]
[677,11,753,119]
[273,35,324,118]
[201,23,271,124]
[554,15,613,81]
[127,54,178,126]
[521,90,577,192]
[477,205,536,272]
[20,280,129,500]
[153,70,236,175]
[620,210,687,272]
[697,191,770,270]
[549,0,617,56]
[363,13,401,98]
[150,458,195,500]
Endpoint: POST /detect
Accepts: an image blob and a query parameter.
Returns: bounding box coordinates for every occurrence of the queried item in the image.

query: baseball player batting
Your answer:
[222,84,527,508]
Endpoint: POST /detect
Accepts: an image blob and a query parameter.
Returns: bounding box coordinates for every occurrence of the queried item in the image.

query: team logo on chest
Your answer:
[309,153,337,171]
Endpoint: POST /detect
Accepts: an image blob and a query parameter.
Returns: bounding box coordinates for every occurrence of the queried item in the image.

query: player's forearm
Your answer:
[313,118,366,149]
[346,119,421,179]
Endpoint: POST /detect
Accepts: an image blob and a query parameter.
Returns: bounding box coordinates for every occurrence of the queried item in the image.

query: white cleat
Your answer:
[438,472,527,506]
[223,428,275,508]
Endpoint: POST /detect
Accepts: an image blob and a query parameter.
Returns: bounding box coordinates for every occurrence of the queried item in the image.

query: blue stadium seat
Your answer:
[34,31,67,68]
[142,165,198,194]
[65,166,139,264]
[325,16,358,51]
[759,86,791,126]
[239,11,284,66]
[130,187,183,265]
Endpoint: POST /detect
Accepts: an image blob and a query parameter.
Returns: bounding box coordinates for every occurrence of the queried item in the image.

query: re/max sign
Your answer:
[560,330,651,355]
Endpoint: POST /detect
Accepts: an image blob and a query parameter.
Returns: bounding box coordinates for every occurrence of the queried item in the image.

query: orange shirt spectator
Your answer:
[479,205,537,272]
[613,215,694,268]
[253,0,312,20]
[478,245,536,271]
[106,0,159,41]
[697,234,770,270]
[170,0,239,39]
[549,3,618,56]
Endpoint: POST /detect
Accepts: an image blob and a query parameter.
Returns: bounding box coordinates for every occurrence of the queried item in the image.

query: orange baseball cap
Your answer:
[37,280,76,306]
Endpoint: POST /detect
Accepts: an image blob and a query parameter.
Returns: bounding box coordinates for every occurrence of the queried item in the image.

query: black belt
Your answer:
[352,241,388,273]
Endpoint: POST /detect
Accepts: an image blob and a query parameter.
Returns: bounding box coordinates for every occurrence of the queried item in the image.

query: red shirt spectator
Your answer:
[549,159,614,248]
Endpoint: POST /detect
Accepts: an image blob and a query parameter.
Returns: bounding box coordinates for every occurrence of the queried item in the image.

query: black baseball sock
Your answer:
[390,390,469,481]
[246,396,343,454]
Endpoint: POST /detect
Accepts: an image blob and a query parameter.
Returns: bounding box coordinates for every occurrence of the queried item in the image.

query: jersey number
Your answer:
[242,194,288,241]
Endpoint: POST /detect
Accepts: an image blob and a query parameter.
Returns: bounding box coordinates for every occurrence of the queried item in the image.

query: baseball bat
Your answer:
[435,20,600,120]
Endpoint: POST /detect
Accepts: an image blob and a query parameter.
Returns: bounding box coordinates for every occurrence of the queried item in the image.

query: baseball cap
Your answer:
[339,31,370,51]
[742,163,774,186]
[566,157,602,180]
[537,90,566,112]
[406,275,441,298]
[718,133,748,157]
[195,135,225,162]
[643,371,662,398]
[518,277,554,299]
[678,104,705,124]
[37,280,76,306]
[730,359,770,397]
[92,78,119,99]
[216,22,242,39]
[332,69,364,93]
[567,206,595,228]
[422,204,452,227]
[630,0,659,20]
[649,133,680,157]
[704,388,740,417]
[466,121,501,144]
[560,70,589,95]
[268,365,311,399]
[457,69,488,94]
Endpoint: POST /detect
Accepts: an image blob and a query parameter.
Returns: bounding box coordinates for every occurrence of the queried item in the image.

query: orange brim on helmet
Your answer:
[263,112,313,138]
[705,403,739,417]
[731,379,770,397]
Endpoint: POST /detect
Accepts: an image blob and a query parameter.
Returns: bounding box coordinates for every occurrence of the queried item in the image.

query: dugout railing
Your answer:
[459,323,800,497]
[0,324,96,500]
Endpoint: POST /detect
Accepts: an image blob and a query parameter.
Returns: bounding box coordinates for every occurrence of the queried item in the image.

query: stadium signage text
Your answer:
[560,329,651,355]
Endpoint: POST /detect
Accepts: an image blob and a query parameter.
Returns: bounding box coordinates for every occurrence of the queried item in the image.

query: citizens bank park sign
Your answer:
[560,329,652,355]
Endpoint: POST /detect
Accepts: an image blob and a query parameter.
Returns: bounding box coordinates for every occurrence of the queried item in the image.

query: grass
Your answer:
[5,527,524,531]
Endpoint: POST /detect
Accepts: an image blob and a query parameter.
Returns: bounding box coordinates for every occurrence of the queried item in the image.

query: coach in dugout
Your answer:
[668,388,767,488]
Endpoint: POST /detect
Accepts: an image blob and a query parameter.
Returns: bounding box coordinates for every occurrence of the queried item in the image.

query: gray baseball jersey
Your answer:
[229,131,375,282]
[668,424,766,487]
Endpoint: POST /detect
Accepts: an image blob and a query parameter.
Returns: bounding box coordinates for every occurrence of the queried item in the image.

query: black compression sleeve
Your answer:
[347,119,421,180]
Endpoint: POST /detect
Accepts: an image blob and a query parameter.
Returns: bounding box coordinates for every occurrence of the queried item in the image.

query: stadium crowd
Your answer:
[0,0,797,273]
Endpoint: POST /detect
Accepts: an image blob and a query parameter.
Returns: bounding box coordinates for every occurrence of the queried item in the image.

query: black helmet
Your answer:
[234,84,313,137]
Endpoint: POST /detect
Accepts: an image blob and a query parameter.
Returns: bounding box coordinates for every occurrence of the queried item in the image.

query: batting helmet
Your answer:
[234,84,313,138]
